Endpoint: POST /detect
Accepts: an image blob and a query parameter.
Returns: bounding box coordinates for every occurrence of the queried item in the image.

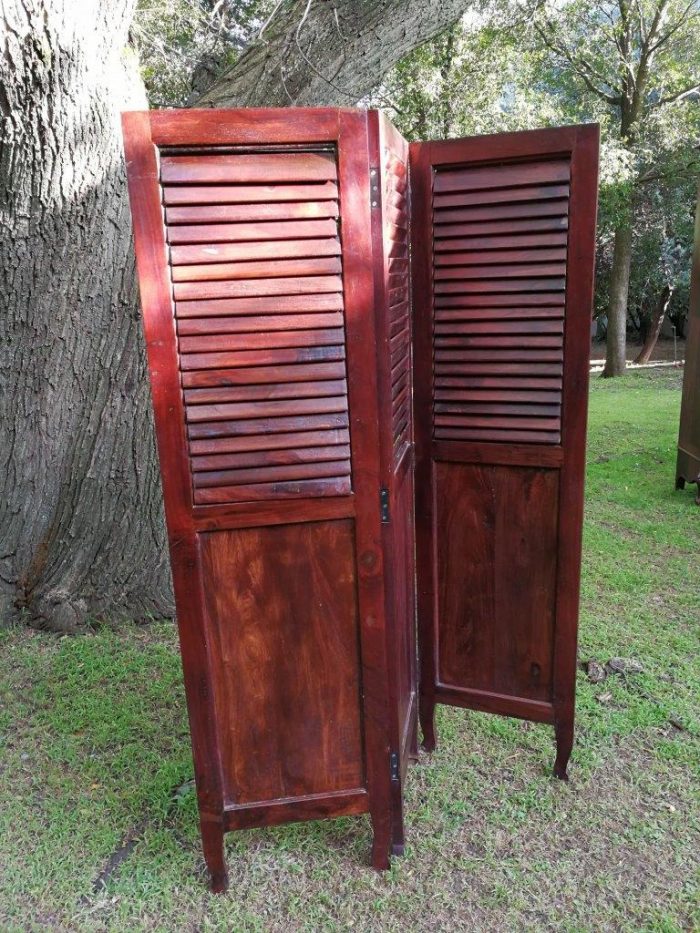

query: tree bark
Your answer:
[602,223,634,377]
[634,285,673,364]
[195,0,474,107]
[0,0,173,631]
[1,0,474,630]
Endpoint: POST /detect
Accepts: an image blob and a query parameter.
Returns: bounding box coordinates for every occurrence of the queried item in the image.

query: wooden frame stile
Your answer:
[410,124,599,778]
[367,110,418,856]
[122,108,398,889]
[676,182,700,501]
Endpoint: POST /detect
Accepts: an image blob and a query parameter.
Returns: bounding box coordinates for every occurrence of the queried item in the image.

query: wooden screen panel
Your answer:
[676,182,700,497]
[369,111,418,855]
[412,125,599,780]
[201,521,364,805]
[124,108,399,889]
[435,462,559,702]
[159,148,351,505]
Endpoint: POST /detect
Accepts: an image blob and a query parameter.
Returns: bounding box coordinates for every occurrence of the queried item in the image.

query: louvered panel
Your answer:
[432,158,571,446]
[160,147,352,504]
[385,148,412,465]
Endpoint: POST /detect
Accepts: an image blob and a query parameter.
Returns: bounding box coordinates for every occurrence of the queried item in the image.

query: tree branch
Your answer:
[656,80,700,106]
[192,0,478,108]
[534,21,622,105]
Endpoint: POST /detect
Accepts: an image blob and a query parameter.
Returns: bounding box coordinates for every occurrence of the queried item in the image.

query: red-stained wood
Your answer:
[676,183,700,498]
[163,180,339,204]
[167,217,338,245]
[411,124,599,776]
[368,110,418,855]
[123,108,599,884]
[122,107,399,889]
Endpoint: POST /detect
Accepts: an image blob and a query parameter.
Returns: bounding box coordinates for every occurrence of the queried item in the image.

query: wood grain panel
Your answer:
[200,521,364,804]
[435,462,559,701]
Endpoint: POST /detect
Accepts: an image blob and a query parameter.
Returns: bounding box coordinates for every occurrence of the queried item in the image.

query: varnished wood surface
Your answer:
[435,462,559,702]
[123,106,400,886]
[676,183,700,488]
[369,111,418,855]
[411,124,599,777]
[158,146,352,506]
[201,521,365,805]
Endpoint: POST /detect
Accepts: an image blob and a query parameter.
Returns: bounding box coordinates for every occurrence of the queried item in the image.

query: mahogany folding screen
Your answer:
[411,126,599,779]
[122,108,598,890]
[676,182,700,500]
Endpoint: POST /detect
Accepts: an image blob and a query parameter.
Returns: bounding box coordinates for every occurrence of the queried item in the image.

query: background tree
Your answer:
[534,0,700,375]
[1,0,475,631]
[372,3,699,370]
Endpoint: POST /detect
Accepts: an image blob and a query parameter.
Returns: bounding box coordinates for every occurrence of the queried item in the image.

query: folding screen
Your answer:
[122,108,415,890]
[411,125,599,779]
[676,183,700,501]
[123,109,598,889]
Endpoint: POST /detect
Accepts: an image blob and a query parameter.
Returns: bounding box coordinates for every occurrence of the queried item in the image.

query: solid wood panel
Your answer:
[200,521,364,803]
[436,463,558,700]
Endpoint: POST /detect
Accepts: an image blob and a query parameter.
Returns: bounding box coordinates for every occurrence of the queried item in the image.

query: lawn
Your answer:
[1,368,698,932]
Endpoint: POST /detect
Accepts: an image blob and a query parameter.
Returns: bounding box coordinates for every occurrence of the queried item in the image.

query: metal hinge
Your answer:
[370,167,380,209]
[380,487,390,523]
[390,751,400,782]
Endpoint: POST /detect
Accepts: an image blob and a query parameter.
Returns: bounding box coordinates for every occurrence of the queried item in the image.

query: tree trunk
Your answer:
[603,223,634,377]
[1,0,473,631]
[195,0,474,107]
[634,285,673,364]
[0,0,173,631]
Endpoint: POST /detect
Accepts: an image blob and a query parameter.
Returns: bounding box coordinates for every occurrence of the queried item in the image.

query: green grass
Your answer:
[1,368,698,932]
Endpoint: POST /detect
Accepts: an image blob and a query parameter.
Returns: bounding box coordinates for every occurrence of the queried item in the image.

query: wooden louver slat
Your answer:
[431,158,571,446]
[385,150,412,465]
[160,148,352,505]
